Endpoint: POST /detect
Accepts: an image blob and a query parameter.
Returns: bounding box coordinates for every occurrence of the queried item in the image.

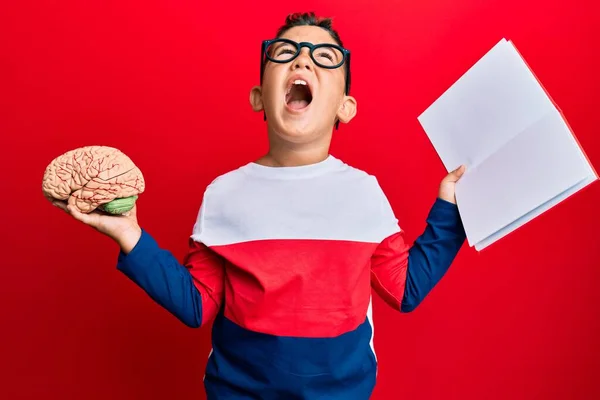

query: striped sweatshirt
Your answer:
[116,155,466,399]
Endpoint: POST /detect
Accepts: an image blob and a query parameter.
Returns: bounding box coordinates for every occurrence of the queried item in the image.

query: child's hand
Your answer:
[51,200,142,253]
[438,165,466,205]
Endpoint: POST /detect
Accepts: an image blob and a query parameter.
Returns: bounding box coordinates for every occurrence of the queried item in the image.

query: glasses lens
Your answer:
[266,40,298,62]
[312,45,344,68]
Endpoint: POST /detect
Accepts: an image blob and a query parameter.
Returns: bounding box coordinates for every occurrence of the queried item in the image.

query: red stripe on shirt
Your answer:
[210,239,379,338]
[370,231,410,310]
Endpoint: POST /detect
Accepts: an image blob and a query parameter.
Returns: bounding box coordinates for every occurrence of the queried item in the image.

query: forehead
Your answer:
[278,25,339,45]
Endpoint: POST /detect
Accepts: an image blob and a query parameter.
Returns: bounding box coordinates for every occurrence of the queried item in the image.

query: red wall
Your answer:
[2,1,599,399]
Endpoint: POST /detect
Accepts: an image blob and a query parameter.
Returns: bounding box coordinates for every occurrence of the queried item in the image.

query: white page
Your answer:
[455,108,595,247]
[417,38,555,172]
[474,175,596,250]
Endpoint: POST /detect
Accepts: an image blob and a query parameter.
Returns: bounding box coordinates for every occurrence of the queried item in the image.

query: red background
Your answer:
[2,0,599,399]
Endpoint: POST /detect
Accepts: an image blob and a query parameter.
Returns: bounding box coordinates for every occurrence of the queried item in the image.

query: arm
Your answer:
[115,192,225,328]
[116,231,225,327]
[371,197,466,313]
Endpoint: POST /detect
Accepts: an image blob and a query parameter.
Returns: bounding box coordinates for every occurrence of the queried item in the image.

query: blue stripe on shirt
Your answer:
[204,312,377,399]
[116,229,203,327]
[401,198,466,312]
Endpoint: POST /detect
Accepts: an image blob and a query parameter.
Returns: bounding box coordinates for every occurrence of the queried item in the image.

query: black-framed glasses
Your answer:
[260,38,351,96]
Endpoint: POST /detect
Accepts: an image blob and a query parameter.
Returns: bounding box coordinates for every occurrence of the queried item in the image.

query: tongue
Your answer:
[288,99,309,110]
[286,84,311,110]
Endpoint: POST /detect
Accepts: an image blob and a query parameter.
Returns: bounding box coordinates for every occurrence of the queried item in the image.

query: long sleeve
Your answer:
[116,230,225,327]
[370,197,466,313]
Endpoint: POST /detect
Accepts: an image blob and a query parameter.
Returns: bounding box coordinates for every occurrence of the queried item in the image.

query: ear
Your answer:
[249,85,264,112]
[336,95,357,124]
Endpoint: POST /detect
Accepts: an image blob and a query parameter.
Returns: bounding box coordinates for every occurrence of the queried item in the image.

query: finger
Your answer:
[51,200,69,212]
[52,199,100,227]
[66,204,96,225]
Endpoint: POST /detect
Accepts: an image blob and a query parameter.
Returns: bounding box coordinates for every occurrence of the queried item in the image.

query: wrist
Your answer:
[437,194,456,205]
[436,196,458,207]
[116,224,142,254]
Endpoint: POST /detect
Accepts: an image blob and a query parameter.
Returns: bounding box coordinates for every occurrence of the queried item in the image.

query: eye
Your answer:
[317,52,334,61]
[278,48,296,56]
[313,46,342,65]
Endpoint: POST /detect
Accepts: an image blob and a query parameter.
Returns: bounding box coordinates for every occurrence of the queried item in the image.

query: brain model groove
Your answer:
[42,145,145,214]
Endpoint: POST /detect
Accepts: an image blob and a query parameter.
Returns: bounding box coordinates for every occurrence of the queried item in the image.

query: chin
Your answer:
[273,120,317,142]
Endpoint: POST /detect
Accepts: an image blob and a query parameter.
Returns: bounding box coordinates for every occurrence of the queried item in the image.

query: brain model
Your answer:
[42,145,145,214]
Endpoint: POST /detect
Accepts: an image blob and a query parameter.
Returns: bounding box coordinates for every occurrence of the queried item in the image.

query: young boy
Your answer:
[54,12,466,399]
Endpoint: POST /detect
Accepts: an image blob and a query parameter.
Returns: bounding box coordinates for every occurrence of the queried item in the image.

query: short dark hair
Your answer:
[276,12,345,48]
[265,12,351,95]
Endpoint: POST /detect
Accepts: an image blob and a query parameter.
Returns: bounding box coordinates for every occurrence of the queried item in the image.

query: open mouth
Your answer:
[285,79,313,110]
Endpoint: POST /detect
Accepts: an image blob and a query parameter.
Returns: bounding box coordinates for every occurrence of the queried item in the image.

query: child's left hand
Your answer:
[438,165,466,205]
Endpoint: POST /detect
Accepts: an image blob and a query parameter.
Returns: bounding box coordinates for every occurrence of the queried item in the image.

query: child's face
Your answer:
[250,25,356,142]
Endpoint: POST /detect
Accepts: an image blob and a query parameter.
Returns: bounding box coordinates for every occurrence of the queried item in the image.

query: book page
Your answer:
[417,38,555,172]
[474,175,596,250]
[455,108,595,247]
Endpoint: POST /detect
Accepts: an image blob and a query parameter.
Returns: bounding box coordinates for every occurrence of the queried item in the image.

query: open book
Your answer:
[417,38,598,251]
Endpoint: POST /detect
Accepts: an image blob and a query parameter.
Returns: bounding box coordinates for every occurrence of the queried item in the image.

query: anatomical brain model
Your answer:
[42,145,145,214]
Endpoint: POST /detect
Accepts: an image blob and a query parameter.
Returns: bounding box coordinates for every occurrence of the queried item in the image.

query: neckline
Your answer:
[242,155,344,179]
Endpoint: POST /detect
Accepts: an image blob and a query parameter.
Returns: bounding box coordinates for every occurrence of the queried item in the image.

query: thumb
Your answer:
[454,164,466,177]
[124,204,137,218]
[447,165,466,182]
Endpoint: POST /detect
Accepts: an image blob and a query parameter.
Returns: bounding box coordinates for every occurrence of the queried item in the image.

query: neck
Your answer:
[256,128,332,167]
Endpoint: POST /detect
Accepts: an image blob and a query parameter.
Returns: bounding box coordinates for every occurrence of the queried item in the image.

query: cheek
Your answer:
[318,72,344,105]
[321,88,343,114]
[262,67,285,102]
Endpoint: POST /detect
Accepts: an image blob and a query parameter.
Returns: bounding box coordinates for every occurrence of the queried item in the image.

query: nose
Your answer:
[291,48,313,71]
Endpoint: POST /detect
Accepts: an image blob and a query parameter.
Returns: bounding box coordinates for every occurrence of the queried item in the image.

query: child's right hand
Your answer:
[51,200,142,253]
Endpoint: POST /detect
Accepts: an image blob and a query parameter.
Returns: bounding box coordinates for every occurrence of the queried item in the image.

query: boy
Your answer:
[54,12,466,399]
